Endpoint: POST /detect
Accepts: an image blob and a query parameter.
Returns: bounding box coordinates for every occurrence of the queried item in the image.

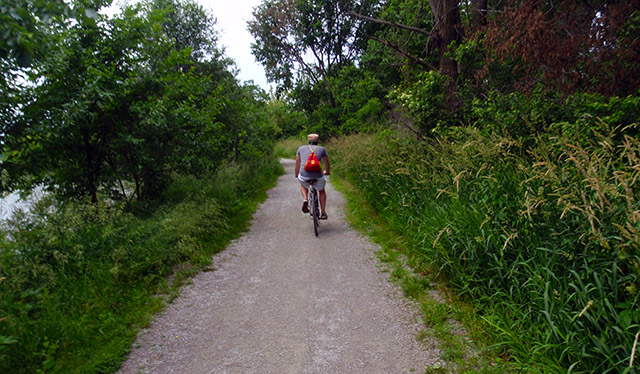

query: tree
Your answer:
[0,0,107,68]
[428,0,462,84]
[471,0,488,31]
[144,0,219,62]
[349,0,435,72]
[347,0,463,87]
[248,0,379,108]
[0,0,106,176]
[3,8,142,202]
[481,0,640,96]
[2,0,270,204]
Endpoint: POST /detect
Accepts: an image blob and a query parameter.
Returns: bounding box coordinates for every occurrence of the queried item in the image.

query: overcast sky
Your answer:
[107,0,271,91]
[199,0,272,91]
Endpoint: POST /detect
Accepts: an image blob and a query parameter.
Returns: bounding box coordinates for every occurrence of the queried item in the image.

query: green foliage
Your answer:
[360,0,436,86]
[331,65,386,134]
[249,0,384,134]
[0,1,107,153]
[0,0,106,68]
[306,102,342,137]
[0,157,282,373]
[273,137,305,159]
[248,0,378,89]
[452,39,487,90]
[275,64,387,139]
[468,89,640,138]
[389,70,455,136]
[266,98,307,138]
[468,88,567,137]
[330,118,640,373]
[339,97,384,134]
[0,3,281,371]
[1,0,275,204]
[330,175,500,372]
[145,0,219,61]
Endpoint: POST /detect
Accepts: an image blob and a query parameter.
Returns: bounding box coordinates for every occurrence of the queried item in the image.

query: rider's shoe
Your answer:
[302,200,309,213]
[321,212,328,220]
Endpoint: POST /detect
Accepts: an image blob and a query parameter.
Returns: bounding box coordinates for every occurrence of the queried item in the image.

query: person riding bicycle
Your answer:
[295,133,330,220]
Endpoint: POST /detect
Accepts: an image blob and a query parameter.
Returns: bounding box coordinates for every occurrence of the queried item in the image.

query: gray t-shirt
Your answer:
[297,144,328,178]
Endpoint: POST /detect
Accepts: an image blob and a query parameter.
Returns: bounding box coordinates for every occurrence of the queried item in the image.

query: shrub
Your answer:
[389,71,456,137]
[468,88,640,138]
[0,156,282,373]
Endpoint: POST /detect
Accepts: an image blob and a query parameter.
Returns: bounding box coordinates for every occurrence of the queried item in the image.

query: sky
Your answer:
[106,0,271,91]
[198,0,272,91]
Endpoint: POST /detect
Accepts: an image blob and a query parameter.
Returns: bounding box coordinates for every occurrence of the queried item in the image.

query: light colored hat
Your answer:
[308,133,319,142]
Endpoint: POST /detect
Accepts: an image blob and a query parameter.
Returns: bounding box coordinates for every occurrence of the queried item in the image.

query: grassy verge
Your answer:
[330,175,503,374]
[328,122,640,373]
[0,157,283,373]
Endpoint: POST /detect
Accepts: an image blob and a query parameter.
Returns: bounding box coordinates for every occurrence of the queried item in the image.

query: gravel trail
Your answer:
[118,159,443,373]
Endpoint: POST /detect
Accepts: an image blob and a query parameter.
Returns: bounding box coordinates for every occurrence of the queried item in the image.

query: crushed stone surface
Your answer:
[118,159,444,373]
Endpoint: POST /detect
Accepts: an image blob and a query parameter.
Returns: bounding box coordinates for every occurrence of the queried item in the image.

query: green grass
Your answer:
[0,157,283,373]
[274,136,306,159]
[330,175,504,374]
[328,121,640,373]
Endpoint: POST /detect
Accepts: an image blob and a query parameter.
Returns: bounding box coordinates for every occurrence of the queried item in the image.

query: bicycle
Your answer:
[307,179,320,236]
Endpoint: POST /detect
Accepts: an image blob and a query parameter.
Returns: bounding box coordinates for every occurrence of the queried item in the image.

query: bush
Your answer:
[389,71,456,137]
[468,88,640,139]
[332,65,386,134]
[274,137,306,159]
[0,156,282,373]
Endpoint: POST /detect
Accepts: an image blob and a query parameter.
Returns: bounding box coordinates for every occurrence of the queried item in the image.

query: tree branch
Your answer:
[368,35,437,70]
[346,10,433,37]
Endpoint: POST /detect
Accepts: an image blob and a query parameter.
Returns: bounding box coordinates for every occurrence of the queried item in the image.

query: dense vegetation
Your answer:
[0,0,281,372]
[253,0,640,373]
[0,158,281,372]
[331,116,640,373]
[1,0,639,372]
[1,0,276,203]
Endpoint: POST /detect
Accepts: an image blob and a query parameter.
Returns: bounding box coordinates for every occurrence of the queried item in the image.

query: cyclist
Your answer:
[294,133,330,220]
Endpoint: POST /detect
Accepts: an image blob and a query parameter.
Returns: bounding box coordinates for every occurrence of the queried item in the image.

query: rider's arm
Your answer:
[295,153,301,178]
[322,156,330,175]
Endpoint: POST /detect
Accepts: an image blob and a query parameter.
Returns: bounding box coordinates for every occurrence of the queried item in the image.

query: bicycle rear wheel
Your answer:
[310,189,319,237]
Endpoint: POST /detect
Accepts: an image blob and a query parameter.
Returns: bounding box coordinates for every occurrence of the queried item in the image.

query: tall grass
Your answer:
[0,157,282,373]
[274,136,306,159]
[329,121,639,373]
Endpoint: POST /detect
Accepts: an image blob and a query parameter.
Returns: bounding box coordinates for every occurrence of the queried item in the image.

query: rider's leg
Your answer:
[319,189,327,213]
[300,184,310,213]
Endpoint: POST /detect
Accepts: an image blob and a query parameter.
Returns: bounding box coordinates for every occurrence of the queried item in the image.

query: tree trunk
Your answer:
[471,0,488,31]
[82,129,99,204]
[428,0,463,84]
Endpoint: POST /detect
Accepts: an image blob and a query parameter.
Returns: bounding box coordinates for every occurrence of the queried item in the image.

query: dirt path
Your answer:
[118,159,443,373]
